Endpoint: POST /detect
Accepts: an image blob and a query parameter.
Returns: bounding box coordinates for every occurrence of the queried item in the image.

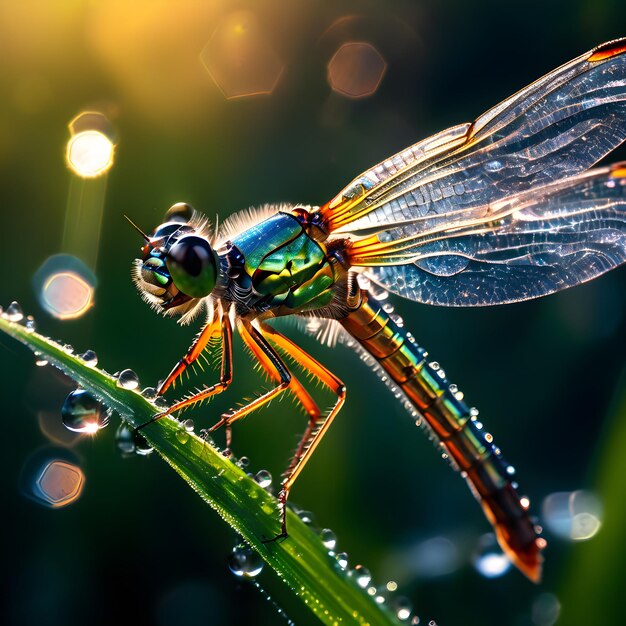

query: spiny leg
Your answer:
[137,309,233,430]
[260,322,346,537]
[158,307,222,395]
[208,319,296,449]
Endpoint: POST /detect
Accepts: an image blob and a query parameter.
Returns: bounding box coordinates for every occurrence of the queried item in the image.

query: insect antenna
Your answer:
[124,214,154,247]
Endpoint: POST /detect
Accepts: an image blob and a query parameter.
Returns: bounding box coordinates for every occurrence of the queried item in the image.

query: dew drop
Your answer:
[297,510,316,526]
[24,315,36,333]
[237,456,250,469]
[133,430,154,456]
[116,423,136,455]
[175,428,189,444]
[6,301,23,322]
[255,469,272,489]
[336,552,348,569]
[34,352,48,367]
[182,418,195,433]
[141,387,157,400]
[320,528,337,550]
[395,597,412,621]
[154,395,169,409]
[228,544,264,579]
[79,349,98,367]
[353,565,371,588]
[61,389,108,433]
[117,369,139,390]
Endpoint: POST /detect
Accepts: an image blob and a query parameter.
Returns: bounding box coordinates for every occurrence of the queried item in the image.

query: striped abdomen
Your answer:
[339,289,544,581]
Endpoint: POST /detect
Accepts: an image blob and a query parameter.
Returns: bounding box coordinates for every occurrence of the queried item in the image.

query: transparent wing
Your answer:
[320,38,626,236]
[356,163,626,306]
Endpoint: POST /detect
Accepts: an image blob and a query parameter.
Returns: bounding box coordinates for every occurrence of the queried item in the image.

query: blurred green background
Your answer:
[1,1,626,624]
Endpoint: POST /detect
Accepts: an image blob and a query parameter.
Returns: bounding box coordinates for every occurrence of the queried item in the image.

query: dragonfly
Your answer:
[130,38,626,583]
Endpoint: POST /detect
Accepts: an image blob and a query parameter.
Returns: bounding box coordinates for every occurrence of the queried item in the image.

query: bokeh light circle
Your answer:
[33,254,97,320]
[66,130,114,178]
[542,490,603,541]
[20,448,85,509]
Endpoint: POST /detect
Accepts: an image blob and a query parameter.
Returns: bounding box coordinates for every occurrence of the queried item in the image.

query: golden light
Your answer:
[42,271,94,319]
[327,42,387,98]
[66,130,114,178]
[35,460,85,508]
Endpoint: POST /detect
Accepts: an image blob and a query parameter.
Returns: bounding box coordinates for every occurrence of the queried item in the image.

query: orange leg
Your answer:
[158,309,222,395]
[137,310,233,430]
[207,319,297,447]
[260,322,346,537]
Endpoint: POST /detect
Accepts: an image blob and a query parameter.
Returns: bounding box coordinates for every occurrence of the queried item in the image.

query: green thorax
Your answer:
[230,211,335,311]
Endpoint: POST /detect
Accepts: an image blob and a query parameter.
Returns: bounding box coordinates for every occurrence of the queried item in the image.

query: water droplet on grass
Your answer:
[24,315,36,332]
[320,528,337,550]
[395,597,413,621]
[154,396,169,409]
[228,544,264,578]
[141,387,157,400]
[297,510,315,526]
[79,350,98,367]
[255,469,272,489]
[134,430,154,456]
[117,369,139,390]
[6,301,23,322]
[34,352,48,367]
[336,552,348,569]
[61,389,107,433]
[353,565,371,588]
[182,418,195,432]
[116,423,136,455]
[176,429,189,444]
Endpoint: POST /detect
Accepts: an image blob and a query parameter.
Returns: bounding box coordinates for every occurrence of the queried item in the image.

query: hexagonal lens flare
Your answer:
[327,42,386,98]
[200,11,283,99]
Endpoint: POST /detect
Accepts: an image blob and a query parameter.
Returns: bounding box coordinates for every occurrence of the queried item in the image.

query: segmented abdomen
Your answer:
[339,289,544,581]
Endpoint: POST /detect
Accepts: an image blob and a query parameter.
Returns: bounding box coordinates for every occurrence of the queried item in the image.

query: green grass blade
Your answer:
[0,313,405,626]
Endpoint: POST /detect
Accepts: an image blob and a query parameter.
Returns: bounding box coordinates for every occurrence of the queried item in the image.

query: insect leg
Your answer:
[207,319,295,448]
[137,310,233,430]
[158,309,222,394]
[260,322,346,537]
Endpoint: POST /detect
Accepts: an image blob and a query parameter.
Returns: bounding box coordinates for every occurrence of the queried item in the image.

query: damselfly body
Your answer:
[131,38,626,582]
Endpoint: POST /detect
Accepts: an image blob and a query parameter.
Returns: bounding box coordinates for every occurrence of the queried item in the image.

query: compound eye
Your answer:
[142,256,170,287]
[166,235,218,298]
[152,221,193,242]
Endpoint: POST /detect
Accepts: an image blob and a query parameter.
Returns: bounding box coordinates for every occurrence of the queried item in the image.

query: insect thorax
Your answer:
[217,210,344,316]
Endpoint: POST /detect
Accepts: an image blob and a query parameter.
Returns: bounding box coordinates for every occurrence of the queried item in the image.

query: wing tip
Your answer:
[588,37,626,62]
